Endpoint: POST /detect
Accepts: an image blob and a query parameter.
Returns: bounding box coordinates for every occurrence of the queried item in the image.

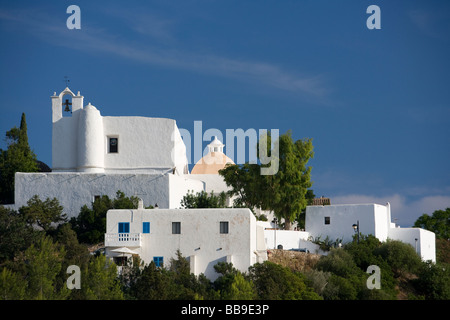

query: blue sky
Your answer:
[1,0,449,226]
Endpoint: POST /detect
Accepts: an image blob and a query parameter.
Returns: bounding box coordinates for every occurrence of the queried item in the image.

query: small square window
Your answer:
[220,221,229,234]
[324,217,330,225]
[109,137,118,153]
[143,222,150,234]
[172,222,181,234]
[153,256,164,267]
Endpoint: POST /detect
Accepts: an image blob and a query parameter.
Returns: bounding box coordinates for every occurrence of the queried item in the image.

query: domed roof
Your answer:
[191,136,235,174]
[84,102,97,110]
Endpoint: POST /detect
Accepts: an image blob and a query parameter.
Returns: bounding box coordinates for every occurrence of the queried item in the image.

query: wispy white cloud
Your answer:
[0,6,330,100]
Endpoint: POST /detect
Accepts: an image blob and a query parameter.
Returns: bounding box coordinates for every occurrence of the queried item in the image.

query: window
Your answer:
[220,221,229,234]
[109,137,118,153]
[324,217,330,225]
[153,256,163,267]
[118,222,130,233]
[172,222,181,234]
[93,195,101,202]
[143,222,150,234]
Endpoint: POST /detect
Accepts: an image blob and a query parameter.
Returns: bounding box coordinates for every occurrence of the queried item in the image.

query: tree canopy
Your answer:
[19,195,67,234]
[219,130,314,229]
[414,208,450,240]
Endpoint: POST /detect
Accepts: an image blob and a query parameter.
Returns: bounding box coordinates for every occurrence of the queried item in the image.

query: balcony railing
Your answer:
[105,233,142,247]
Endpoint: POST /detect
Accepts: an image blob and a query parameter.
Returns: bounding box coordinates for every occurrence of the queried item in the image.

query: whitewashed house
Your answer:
[305,203,436,262]
[105,203,267,280]
[261,203,435,263]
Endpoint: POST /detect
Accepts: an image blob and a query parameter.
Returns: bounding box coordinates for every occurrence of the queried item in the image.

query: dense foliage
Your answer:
[1,196,449,300]
[69,191,140,244]
[180,190,227,209]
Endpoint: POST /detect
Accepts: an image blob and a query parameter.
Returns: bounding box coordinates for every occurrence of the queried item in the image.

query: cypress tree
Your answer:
[19,113,30,152]
[0,113,38,204]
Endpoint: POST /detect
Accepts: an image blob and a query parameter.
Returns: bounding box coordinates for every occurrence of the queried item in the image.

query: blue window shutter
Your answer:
[153,256,163,267]
[118,222,130,233]
[143,222,150,234]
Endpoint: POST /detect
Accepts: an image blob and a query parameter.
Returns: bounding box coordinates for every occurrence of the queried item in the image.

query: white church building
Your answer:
[8,87,435,280]
[14,87,212,215]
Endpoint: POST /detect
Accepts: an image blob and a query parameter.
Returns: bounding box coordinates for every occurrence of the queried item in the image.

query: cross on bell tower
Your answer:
[62,76,72,113]
[63,76,70,87]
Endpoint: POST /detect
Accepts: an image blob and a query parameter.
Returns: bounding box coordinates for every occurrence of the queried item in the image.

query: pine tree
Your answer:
[23,235,68,300]
[19,195,67,234]
[81,254,124,300]
[0,268,27,300]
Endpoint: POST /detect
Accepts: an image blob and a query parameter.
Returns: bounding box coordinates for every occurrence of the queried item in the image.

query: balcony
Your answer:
[105,233,142,247]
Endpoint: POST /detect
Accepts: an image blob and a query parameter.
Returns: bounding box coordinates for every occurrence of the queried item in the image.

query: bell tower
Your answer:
[51,87,84,123]
[51,87,85,172]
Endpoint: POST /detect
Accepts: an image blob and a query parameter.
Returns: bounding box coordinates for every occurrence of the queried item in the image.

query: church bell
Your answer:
[63,99,72,112]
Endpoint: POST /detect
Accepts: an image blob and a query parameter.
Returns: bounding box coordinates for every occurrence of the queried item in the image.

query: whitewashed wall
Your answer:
[388,227,436,262]
[14,172,193,218]
[77,104,104,173]
[52,116,78,171]
[263,228,309,249]
[373,204,390,242]
[306,204,380,243]
[187,174,230,194]
[168,174,204,208]
[102,116,185,172]
[172,122,189,175]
